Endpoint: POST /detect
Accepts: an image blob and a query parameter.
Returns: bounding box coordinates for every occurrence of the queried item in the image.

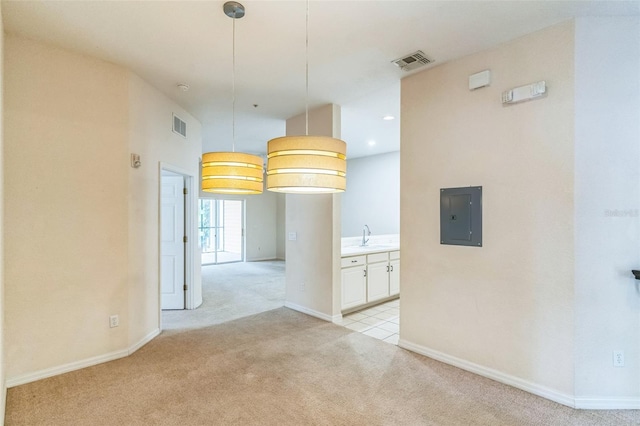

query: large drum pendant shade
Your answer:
[200,2,264,196]
[202,152,264,195]
[266,135,346,193]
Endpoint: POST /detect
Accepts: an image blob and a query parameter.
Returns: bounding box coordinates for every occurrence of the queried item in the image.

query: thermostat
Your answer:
[469,70,491,90]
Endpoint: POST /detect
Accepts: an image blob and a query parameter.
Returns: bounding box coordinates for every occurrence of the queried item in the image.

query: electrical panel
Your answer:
[440,186,482,247]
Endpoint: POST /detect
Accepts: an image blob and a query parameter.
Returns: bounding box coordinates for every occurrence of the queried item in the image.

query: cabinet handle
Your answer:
[386,265,389,272]
[363,269,367,277]
[391,265,394,272]
[351,260,357,263]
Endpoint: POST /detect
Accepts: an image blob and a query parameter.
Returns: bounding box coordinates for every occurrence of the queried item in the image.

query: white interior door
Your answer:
[161,175,185,309]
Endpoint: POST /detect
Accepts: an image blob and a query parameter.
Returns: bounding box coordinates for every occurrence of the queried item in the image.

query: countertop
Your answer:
[341,244,400,257]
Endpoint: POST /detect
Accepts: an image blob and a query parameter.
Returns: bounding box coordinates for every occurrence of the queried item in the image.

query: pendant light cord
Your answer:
[305,0,309,136]
[232,10,237,152]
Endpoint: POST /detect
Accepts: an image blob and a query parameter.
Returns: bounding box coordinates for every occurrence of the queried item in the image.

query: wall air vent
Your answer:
[173,113,187,138]
[391,50,434,72]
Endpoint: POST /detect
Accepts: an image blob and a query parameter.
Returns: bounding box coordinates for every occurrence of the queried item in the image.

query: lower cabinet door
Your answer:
[389,259,400,296]
[367,261,390,303]
[341,267,366,310]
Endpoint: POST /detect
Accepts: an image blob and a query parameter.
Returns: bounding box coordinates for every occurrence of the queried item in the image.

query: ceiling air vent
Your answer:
[391,50,434,72]
[173,113,187,138]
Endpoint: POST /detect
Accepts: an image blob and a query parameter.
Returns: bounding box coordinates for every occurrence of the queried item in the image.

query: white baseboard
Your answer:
[7,328,161,388]
[400,339,640,410]
[398,338,575,408]
[128,328,160,355]
[331,313,343,323]
[574,397,640,410]
[284,301,341,323]
[6,348,129,388]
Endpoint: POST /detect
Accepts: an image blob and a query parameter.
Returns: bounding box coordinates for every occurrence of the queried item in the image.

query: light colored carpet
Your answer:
[6,308,640,425]
[162,260,285,330]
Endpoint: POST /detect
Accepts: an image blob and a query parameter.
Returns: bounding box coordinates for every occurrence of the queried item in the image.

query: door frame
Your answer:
[159,163,196,326]
[160,173,186,309]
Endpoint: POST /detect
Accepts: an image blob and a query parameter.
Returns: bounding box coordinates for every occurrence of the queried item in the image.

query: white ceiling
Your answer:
[3,1,639,159]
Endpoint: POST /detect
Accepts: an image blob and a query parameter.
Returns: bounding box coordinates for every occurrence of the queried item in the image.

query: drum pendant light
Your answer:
[265,1,347,194]
[202,1,263,195]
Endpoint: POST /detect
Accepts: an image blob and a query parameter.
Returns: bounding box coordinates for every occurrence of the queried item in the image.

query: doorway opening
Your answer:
[161,193,286,331]
[199,199,245,265]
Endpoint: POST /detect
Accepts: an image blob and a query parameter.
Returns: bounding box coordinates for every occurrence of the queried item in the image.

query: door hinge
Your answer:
[183,284,187,291]
[183,187,188,195]
[183,236,188,243]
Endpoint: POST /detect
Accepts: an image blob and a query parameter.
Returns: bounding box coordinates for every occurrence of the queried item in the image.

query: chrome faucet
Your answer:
[361,224,371,246]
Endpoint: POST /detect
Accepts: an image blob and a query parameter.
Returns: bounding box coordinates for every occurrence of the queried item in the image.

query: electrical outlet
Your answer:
[613,350,624,367]
[300,282,306,292]
[109,315,119,328]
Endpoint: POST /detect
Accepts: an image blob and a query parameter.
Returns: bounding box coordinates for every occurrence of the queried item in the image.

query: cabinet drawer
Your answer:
[367,252,388,264]
[389,250,400,260]
[341,255,366,268]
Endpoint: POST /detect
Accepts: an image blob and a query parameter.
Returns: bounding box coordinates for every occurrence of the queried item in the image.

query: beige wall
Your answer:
[244,190,277,261]
[128,73,202,344]
[0,1,6,420]
[285,104,342,320]
[4,36,130,378]
[400,22,575,397]
[341,151,400,237]
[4,35,202,384]
[574,17,640,404]
[276,193,285,260]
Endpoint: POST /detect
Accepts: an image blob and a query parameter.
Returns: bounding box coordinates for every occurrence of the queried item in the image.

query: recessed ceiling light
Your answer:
[368,140,376,146]
[383,115,395,121]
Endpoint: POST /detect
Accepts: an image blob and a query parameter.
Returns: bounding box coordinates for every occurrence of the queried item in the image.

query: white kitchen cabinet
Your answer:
[389,250,400,296]
[341,262,367,310]
[367,261,390,302]
[341,249,400,311]
[389,259,400,296]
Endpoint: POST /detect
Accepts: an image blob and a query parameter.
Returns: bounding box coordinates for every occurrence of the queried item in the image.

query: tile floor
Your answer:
[339,299,400,345]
